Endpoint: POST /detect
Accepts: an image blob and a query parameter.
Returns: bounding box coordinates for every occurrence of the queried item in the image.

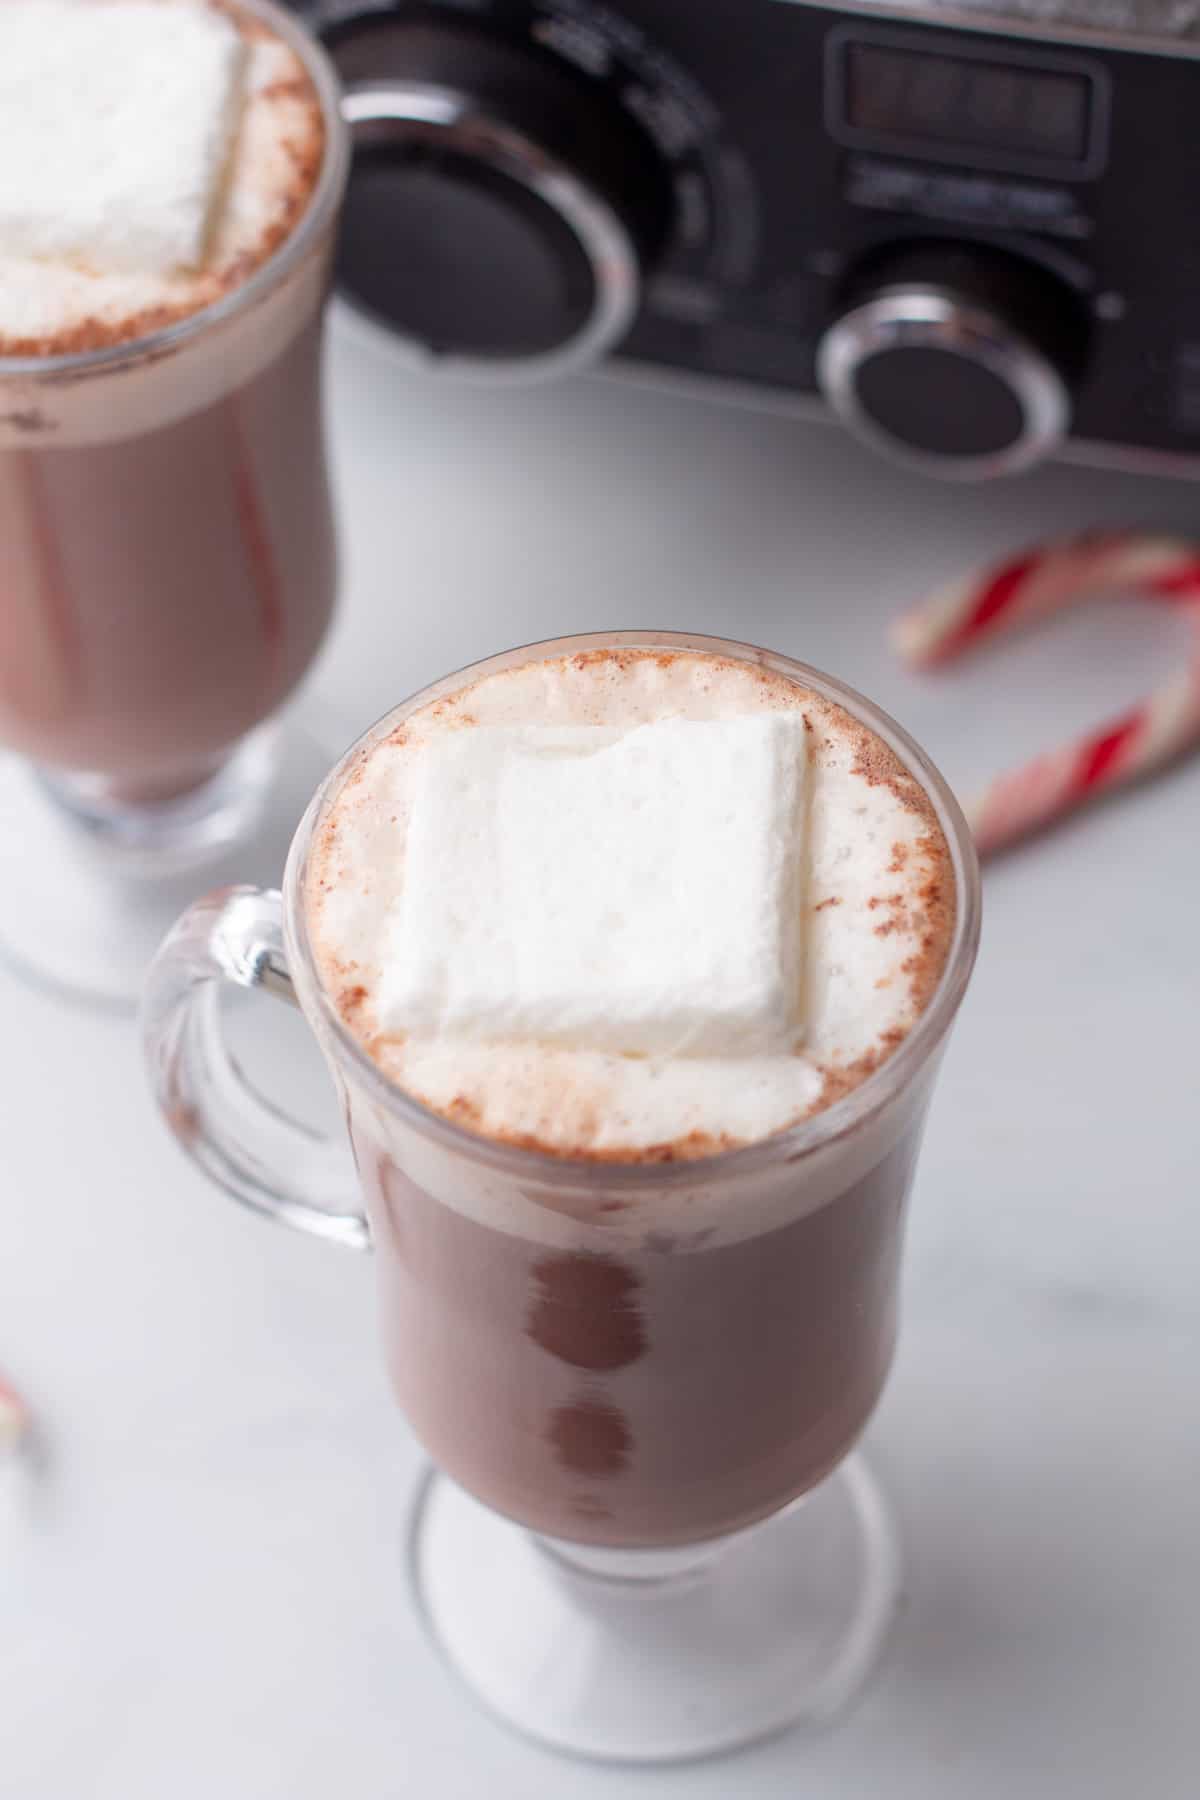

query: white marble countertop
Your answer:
[2,317,1198,1799]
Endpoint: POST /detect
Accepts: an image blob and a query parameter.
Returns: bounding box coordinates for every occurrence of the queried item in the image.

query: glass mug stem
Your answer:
[36,726,284,871]
[142,885,368,1249]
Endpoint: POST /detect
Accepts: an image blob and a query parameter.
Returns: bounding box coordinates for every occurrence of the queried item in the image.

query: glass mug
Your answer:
[143,631,982,1763]
[0,0,349,1007]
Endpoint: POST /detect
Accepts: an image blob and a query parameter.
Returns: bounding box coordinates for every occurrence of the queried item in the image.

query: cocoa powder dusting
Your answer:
[817,1049,882,1109]
[849,726,938,825]
[907,839,955,1014]
[338,982,368,1018]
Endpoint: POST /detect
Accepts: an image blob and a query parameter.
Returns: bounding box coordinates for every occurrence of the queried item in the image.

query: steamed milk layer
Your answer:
[308,648,954,1159]
[0,0,324,355]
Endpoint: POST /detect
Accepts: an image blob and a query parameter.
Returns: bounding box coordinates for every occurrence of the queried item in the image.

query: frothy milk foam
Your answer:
[307,649,955,1161]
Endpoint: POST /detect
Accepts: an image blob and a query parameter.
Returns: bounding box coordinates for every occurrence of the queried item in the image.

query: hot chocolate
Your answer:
[144,630,981,1753]
[301,645,956,1546]
[0,0,345,802]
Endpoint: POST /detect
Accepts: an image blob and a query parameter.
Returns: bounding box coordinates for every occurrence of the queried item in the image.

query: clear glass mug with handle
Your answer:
[143,630,982,1764]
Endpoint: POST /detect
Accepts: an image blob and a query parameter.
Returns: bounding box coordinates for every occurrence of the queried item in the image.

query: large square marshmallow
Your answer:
[0,2,247,276]
[380,714,810,1057]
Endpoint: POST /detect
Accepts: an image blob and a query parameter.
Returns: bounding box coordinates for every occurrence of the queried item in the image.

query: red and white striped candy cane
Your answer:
[0,1373,30,1451]
[891,530,1200,855]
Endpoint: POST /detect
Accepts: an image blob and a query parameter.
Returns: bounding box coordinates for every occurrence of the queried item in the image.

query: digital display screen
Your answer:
[843,43,1093,164]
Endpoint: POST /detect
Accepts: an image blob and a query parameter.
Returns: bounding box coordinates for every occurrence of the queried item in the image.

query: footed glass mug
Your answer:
[143,631,981,1763]
[0,0,349,1007]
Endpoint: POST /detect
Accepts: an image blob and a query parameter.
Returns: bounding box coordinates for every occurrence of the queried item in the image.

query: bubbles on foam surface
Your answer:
[306,650,955,1162]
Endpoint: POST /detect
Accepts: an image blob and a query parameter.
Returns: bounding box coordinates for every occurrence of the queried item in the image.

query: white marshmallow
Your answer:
[0,2,247,276]
[379,715,810,1057]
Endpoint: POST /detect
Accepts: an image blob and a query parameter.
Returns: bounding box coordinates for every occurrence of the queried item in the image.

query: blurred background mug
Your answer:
[0,0,349,1006]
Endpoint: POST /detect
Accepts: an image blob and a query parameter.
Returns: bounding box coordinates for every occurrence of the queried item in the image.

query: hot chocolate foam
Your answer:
[0,0,324,356]
[307,649,955,1162]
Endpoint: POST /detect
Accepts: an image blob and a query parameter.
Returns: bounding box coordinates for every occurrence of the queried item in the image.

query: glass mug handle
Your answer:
[141,886,370,1250]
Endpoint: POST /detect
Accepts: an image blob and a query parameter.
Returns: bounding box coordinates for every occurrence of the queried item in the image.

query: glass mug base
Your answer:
[0,720,330,1010]
[410,1454,901,1764]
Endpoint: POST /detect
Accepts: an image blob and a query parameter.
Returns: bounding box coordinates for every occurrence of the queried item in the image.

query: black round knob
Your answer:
[326,17,673,377]
[817,244,1087,478]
